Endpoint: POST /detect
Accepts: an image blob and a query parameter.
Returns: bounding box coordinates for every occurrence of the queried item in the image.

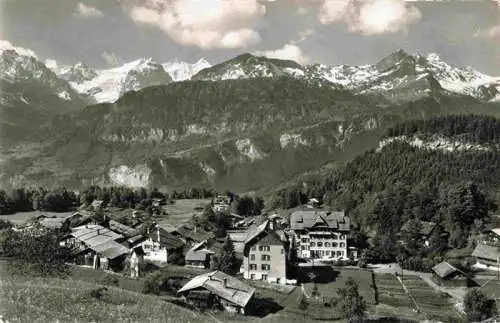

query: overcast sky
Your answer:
[1,0,499,74]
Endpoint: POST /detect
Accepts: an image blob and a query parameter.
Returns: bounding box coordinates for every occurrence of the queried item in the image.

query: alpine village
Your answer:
[2,13,500,323]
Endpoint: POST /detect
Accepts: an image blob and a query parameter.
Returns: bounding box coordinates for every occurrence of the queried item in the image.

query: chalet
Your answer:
[177,271,256,314]
[472,244,500,270]
[400,220,438,247]
[169,224,215,248]
[66,224,129,271]
[431,261,475,287]
[290,209,350,260]
[241,220,287,285]
[480,228,500,245]
[185,240,215,269]
[140,226,185,265]
[212,195,231,213]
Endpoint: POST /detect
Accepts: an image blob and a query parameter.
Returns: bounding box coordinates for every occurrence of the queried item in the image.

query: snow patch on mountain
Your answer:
[0,40,37,58]
[162,58,211,81]
[53,58,172,103]
[108,164,151,187]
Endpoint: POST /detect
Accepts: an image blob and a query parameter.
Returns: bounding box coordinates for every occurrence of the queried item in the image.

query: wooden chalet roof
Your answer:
[401,220,437,237]
[91,240,130,259]
[243,220,284,247]
[71,224,123,248]
[480,279,500,300]
[432,261,460,278]
[178,271,255,308]
[185,240,215,262]
[108,220,139,238]
[472,244,500,262]
[290,209,349,231]
[147,227,185,250]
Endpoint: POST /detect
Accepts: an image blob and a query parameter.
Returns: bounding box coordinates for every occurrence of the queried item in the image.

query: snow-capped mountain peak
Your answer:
[56,57,173,103]
[162,58,211,82]
[0,40,38,58]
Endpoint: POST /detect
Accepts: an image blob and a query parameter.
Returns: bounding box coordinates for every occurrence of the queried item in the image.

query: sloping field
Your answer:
[0,268,213,323]
[402,275,461,321]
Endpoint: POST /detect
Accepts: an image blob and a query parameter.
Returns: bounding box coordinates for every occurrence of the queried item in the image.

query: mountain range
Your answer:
[1,41,500,192]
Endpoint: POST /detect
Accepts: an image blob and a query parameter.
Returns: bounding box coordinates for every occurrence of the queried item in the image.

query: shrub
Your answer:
[89,287,108,300]
[98,275,119,287]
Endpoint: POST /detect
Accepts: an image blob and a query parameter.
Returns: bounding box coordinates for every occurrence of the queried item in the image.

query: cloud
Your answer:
[74,3,104,18]
[318,0,421,35]
[128,0,265,49]
[254,43,310,64]
[101,52,123,66]
[0,40,38,58]
[474,24,500,39]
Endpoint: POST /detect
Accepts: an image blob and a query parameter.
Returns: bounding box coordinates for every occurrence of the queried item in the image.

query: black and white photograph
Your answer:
[0,0,499,322]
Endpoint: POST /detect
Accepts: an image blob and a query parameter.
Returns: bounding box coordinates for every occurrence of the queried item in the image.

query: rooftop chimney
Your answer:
[223,278,227,288]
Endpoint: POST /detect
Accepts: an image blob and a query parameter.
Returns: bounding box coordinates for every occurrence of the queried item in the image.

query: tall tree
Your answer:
[212,237,238,275]
[335,278,366,323]
[464,289,493,322]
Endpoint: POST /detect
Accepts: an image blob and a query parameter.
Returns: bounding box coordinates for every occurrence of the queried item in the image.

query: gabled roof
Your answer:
[401,220,437,237]
[432,261,459,278]
[91,239,130,259]
[108,220,139,238]
[290,210,349,231]
[185,249,215,262]
[178,271,255,307]
[244,220,270,245]
[480,279,500,300]
[147,227,185,250]
[71,224,123,247]
[472,244,500,261]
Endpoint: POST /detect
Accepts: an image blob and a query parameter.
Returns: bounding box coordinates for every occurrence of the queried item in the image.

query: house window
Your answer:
[332,242,338,247]
[251,246,256,251]
[262,274,268,281]
[250,254,255,260]
[340,235,346,240]
[261,255,271,261]
[261,264,271,271]
[340,243,345,248]
[249,264,257,270]
[332,234,337,239]
[260,246,270,251]
[281,248,284,254]
[251,274,255,280]
[326,251,330,256]
[337,251,343,256]
[301,246,306,250]
[325,242,331,247]
[301,238,308,243]
[317,242,323,247]
[310,242,315,247]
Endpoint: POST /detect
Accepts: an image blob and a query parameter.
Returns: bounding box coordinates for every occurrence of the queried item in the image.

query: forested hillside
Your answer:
[272,114,500,266]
